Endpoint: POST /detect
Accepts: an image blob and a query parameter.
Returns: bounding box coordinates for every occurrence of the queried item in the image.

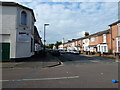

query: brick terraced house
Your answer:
[109,20,120,54]
[59,20,120,56]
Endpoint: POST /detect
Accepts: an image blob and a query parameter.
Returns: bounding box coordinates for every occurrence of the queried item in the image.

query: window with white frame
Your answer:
[100,44,108,53]
[97,45,100,52]
[21,11,27,25]
[118,23,120,36]
[91,37,95,42]
[104,46,107,52]
[103,34,106,43]
[116,37,120,52]
[85,39,88,43]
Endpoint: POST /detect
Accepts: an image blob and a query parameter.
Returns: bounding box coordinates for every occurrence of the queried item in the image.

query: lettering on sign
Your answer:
[17,32,30,42]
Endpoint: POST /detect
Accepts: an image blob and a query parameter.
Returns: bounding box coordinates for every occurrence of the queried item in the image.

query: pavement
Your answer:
[1,53,61,69]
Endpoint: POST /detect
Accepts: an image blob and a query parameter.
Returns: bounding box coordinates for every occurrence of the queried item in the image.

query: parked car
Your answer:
[50,49,60,56]
[48,49,53,53]
[59,49,67,54]
[66,50,72,54]
[70,50,80,55]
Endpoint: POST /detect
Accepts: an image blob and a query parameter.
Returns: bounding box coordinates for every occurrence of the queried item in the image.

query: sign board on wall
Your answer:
[17,32,30,42]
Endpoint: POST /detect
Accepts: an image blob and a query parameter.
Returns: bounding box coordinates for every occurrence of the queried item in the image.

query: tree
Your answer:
[55,41,62,49]
[46,44,54,49]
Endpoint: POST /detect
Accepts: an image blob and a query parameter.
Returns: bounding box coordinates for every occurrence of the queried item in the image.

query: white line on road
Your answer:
[0,76,79,82]
[90,60,100,62]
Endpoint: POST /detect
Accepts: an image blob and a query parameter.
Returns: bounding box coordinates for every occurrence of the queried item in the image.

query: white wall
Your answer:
[1,6,17,35]
[0,6,2,85]
[100,44,108,53]
[0,35,10,43]
[118,23,120,36]
[90,47,94,52]
[1,6,17,58]
[103,34,106,43]
[83,38,89,51]
[58,44,63,49]
[1,5,35,59]
[116,38,119,53]
[16,42,33,58]
[16,7,35,58]
[0,5,2,36]
[17,7,34,35]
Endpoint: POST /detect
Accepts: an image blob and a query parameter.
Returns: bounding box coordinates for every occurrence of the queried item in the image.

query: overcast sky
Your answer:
[1,0,118,44]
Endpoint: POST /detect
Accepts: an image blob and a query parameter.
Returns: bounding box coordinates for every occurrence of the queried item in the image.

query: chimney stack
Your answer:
[72,39,75,41]
[68,40,71,42]
[84,32,89,36]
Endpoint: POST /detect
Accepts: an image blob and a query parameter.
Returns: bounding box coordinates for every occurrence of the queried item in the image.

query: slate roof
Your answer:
[109,20,120,26]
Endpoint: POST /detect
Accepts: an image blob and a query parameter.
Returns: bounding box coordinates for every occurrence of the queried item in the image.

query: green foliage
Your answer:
[46,41,62,49]
[46,44,54,49]
[108,49,112,54]
[55,41,62,49]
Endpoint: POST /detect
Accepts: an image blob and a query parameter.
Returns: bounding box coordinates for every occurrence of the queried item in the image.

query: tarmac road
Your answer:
[58,54,118,65]
[1,53,119,89]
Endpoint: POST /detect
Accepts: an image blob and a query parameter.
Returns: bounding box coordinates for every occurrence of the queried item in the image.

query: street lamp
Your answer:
[43,24,49,52]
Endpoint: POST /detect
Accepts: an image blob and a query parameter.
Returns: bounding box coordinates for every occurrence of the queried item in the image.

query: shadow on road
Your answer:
[10,52,59,62]
[58,53,116,64]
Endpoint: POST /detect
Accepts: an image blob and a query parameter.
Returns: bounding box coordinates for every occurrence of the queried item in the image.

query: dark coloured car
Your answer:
[50,49,60,56]
[59,49,67,54]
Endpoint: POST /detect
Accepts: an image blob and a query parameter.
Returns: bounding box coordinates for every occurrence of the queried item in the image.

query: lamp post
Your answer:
[62,38,64,50]
[43,24,49,53]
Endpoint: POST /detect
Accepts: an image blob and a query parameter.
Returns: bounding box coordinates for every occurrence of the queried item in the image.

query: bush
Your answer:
[97,52,101,54]
[115,53,120,56]
[103,52,109,55]
[108,49,112,54]
[91,52,95,55]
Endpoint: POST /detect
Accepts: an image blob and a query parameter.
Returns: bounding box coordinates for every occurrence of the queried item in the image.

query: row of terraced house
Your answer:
[59,20,120,57]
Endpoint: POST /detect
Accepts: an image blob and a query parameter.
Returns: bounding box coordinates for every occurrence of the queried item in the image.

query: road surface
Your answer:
[2,53,119,88]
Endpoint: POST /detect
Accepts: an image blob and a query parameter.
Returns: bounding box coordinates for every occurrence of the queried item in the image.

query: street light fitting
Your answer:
[44,24,49,26]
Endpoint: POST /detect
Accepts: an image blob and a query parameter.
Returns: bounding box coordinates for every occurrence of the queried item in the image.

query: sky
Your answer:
[1,0,119,44]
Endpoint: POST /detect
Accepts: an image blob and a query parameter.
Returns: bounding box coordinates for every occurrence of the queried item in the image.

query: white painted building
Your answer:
[0,2,36,60]
[97,34,108,53]
[117,23,120,53]
[58,44,64,50]
[83,38,89,51]
[67,41,77,51]
[58,38,65,50]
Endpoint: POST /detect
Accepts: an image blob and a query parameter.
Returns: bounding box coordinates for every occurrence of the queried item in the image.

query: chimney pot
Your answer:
[85,32,89,36]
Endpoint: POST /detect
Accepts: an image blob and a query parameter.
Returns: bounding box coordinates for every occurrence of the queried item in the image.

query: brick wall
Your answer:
[111,24,118,53]
[106,33,112,52]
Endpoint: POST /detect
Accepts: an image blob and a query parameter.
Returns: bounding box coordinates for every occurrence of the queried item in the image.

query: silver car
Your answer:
[70,50,80,54]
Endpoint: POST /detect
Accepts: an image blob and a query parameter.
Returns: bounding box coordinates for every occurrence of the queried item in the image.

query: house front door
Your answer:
[0,43,10,61]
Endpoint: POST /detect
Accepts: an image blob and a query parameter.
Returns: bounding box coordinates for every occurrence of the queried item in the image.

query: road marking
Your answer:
[90,60,100,62]
[0,76,79,82]
[60,61,64,65]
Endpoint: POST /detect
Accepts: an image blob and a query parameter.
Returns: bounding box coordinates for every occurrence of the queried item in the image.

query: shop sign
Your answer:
[17,32,30,42]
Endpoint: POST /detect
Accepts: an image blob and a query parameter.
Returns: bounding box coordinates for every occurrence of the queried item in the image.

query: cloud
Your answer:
[6,1,118,44]
[77,31,88,37]
[1,0,32,2]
